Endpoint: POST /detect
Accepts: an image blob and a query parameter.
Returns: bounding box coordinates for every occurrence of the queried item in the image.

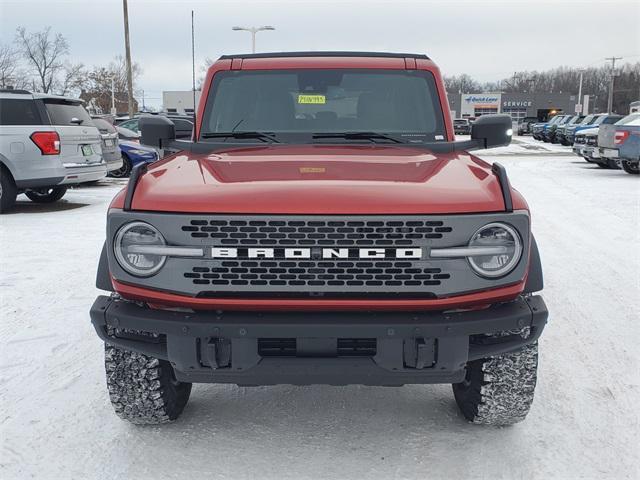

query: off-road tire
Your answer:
[25,186,67,203]
[108,155,132,178]
[105,344,192,424]
[0,165,18,213]
[452,331,538,426]
[621,160,639,175]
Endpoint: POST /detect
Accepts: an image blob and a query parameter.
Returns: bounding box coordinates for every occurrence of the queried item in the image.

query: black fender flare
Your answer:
[96,242,114,291]
[524,235,544,293]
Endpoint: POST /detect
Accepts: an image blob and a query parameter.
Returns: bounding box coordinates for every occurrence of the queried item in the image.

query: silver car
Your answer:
[91,117,123,174]
[0,89,106,212]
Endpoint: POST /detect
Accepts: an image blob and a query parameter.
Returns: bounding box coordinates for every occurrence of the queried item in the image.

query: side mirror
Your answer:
[471,114,513,149]
[139,115,176,149]
[70,117,83,125]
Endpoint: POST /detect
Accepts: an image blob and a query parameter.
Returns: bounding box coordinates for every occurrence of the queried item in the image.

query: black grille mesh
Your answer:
[182,219,452,246]
[184,260,450,288]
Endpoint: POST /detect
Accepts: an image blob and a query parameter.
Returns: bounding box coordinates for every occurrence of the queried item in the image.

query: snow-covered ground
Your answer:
[1,149,639,480]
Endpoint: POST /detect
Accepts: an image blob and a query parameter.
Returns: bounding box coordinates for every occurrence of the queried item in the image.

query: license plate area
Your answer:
[104,139,114,147]
[81,144,93,156]
[257,338,377,358]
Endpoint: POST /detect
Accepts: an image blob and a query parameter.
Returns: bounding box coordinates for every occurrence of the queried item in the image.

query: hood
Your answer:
[123,144,512,214]
[580,127,599,136]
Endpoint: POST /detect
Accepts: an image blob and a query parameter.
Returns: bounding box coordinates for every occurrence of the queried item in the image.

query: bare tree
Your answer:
[15,26,69,93]
[0,44,20,88]
[57,62,87,96]
[0,43,32,90]
[80,55,142,113]
[444,74,481,94]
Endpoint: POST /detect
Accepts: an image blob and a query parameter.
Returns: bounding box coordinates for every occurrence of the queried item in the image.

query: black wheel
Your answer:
[0,165,18,213]
[25,186,67,203]
[621,160,640,175]
[109,155,132,178]
[105,342,192,424]
[453,329,538,426]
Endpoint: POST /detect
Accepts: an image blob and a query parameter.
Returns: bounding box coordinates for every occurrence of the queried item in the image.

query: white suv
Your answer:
[0,89,107,212]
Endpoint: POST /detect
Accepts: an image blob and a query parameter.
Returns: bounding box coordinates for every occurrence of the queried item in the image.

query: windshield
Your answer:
[201,69,446,143]
[592,116,606,125]
[119,118,139,132]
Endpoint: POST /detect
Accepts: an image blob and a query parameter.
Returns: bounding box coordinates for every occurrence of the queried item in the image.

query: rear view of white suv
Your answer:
[0,89,107,213]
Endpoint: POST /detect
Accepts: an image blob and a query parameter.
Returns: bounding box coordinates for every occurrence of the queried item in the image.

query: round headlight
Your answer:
[467,223,522,278]
[114,222,166,277]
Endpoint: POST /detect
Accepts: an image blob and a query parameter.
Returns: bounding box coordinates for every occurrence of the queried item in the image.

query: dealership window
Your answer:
[503,107,528,121]
[474,106,498,116]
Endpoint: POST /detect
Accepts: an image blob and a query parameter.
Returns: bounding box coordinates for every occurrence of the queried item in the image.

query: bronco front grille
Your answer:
[184,260,450,288]
[108,212,532,298]
[181,218,453,246]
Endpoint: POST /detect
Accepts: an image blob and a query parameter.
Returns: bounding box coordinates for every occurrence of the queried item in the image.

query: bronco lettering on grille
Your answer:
[211,247,423,259]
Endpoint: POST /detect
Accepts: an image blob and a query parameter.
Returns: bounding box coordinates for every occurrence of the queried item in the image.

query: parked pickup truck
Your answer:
[517,116,538,135]
[555,115,584,145]
[578,128,618,168]
[598,113,640,174]
[532,115,562,141]
[90,51,547,426]
[543,114,572,143]
[453,118,471,135]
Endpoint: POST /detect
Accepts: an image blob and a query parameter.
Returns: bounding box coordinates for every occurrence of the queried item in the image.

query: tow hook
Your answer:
[404,338,436,369]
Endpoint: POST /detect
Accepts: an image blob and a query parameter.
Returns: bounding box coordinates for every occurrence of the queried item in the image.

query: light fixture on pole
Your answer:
[232,26,275,53]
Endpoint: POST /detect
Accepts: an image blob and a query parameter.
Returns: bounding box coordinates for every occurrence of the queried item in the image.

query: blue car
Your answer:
[108,139,159,178]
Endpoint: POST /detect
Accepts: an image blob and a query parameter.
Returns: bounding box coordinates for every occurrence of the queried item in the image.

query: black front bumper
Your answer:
[90,295,548,386]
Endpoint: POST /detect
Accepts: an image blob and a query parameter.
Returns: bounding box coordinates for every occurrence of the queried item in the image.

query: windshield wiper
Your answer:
[201,131,280,143]
[312,132,403,143]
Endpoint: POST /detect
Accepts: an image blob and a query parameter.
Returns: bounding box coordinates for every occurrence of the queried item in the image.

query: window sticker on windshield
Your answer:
[298,94,326,104]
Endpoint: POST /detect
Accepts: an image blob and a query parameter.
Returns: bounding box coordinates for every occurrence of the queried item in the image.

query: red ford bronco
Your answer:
[91,52,547,426]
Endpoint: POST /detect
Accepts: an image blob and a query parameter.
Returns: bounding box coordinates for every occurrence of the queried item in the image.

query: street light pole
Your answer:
[577,70,583,114]
[232,26,275,53]
[122,0,135,118]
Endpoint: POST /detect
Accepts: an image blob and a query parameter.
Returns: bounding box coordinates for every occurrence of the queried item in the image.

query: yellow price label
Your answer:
[298,94,326,104]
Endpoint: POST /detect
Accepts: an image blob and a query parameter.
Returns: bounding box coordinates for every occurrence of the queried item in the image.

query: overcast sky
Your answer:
[1,0,639,108]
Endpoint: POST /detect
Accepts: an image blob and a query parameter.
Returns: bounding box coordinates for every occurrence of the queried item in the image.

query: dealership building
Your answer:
[448,92,580,121]
[162,90,202,115]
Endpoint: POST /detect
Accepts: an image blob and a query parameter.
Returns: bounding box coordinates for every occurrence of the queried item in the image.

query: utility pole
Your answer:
[123,0,134,118]
[605,56,622,114]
